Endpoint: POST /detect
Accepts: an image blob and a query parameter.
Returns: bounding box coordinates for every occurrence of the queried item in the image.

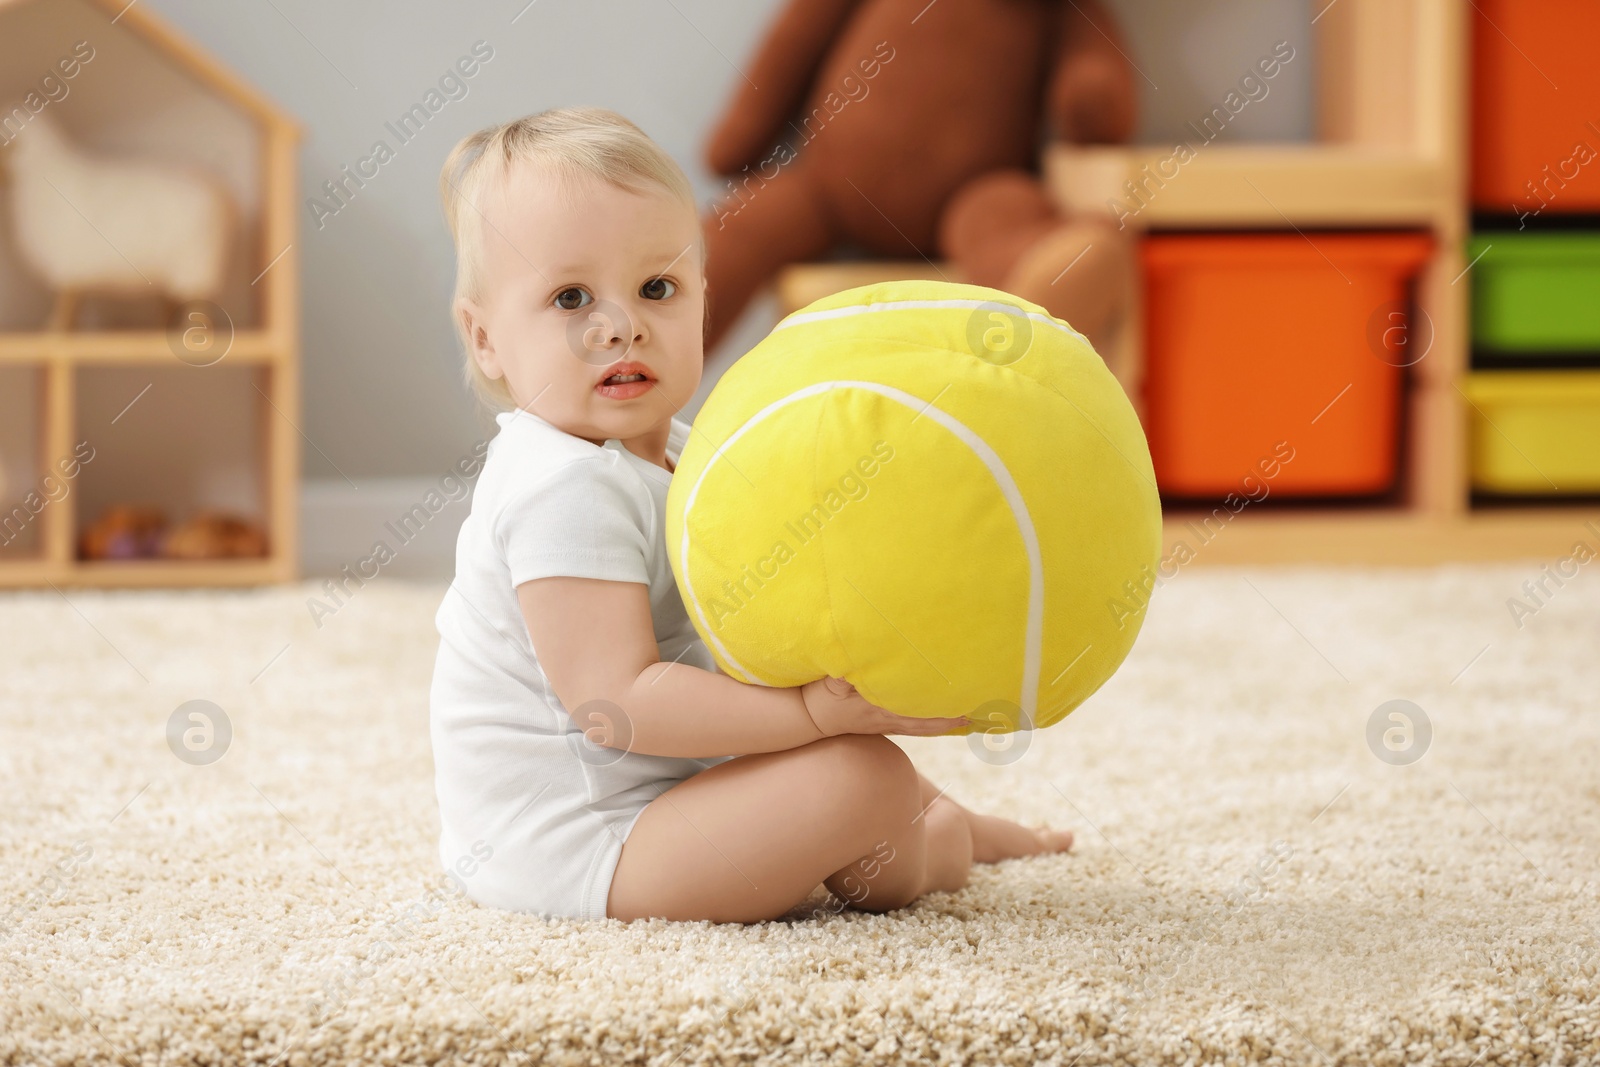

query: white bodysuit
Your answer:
[429,407,734,920]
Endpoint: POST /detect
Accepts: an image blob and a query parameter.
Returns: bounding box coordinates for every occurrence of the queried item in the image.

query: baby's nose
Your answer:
[578,301,646,351]
[612,310,647,348]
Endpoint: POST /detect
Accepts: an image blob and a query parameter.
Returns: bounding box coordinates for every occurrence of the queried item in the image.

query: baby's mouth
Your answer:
[595,360,656,398]
[595,364,657,399]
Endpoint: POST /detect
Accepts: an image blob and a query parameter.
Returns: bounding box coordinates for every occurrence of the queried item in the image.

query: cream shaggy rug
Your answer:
[1,565,1596,1066]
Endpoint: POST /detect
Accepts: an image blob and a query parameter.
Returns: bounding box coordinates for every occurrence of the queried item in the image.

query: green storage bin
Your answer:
[1469,233,1600,353]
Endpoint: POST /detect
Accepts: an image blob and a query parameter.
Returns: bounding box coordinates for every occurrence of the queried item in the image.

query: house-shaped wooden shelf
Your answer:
[0,0,301,586]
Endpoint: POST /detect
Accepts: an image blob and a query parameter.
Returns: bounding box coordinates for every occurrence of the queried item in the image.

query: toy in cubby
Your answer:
[3,114,236,332]
[79,505,267,561]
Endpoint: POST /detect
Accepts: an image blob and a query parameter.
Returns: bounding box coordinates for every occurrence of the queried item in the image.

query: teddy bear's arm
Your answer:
[1045,0,1139,145]
[704,0,865,176]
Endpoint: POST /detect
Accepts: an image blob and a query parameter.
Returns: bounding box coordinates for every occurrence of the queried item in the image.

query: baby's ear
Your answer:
[456,297,502,380]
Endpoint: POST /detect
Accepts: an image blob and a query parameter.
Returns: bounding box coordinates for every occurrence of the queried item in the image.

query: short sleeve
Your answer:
[495,456,651,587]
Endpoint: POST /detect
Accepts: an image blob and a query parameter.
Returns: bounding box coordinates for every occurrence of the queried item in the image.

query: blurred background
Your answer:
[0,0,1594,587]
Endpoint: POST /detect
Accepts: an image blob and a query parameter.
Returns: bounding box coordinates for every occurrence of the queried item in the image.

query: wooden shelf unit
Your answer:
[0,331,284,364]
[772,0,1600,563]
[1046,146,1450,228]
[0,0,303,587]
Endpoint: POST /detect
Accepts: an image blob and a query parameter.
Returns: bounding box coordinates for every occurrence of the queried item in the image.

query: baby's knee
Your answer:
[811,734,921,811]
[815,732,913,775]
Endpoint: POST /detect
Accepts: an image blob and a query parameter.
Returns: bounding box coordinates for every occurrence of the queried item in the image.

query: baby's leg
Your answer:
[607,735,964,923]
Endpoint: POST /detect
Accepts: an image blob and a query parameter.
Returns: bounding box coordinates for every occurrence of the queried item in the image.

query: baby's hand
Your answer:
[800,676,971,739]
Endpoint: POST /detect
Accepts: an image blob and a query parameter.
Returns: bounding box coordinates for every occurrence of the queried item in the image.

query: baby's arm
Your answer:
[518,576,966,758]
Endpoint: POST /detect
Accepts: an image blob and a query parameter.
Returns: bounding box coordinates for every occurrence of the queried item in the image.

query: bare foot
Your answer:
[909,774,1072,867]
[1032,826,1074,854]
[964,809,1074,864]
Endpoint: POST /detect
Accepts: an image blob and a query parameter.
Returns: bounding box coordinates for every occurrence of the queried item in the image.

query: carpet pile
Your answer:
[1,564,1596,1065]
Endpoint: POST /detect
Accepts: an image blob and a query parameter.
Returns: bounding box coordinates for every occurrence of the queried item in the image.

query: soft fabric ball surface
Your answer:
[665,280,1161,732]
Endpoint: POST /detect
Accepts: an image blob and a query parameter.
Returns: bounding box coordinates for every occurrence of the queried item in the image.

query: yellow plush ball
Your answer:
[665,280,1161,732]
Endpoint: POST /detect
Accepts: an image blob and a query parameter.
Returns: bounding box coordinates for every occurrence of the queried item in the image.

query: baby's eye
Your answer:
[641,277,676,301]
[554,287,591,311]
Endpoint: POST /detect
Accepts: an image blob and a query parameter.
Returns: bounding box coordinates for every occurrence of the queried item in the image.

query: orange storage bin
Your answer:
[1471,0,1600,215]
[1140,232,1433,498]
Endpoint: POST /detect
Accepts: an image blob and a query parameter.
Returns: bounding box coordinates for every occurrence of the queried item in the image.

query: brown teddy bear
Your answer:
[700,0,1138,359]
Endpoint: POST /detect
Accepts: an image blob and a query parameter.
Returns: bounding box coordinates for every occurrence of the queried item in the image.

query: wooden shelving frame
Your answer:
[774,0,1599,563]
[0,0,302,587]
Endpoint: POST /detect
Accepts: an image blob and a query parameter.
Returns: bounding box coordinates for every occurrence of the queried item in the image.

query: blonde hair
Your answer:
[438,106,706,412]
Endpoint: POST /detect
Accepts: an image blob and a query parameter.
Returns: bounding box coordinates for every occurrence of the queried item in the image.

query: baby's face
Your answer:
[459,163,705,444]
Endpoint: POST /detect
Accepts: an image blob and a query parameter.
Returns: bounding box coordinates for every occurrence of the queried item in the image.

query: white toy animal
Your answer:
[3,112,234,330]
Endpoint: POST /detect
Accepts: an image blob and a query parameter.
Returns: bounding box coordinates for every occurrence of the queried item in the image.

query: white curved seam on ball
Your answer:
[772,299,1088,346]
[681,379,1044,719]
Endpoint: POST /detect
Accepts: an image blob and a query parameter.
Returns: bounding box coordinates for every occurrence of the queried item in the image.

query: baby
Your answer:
[429,106,1073,924]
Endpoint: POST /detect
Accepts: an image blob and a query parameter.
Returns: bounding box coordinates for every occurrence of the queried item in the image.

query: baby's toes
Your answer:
[1033,827,1074,854]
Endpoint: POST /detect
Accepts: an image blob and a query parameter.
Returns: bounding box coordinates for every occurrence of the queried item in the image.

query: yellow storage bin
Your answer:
[1465,372,1600,493]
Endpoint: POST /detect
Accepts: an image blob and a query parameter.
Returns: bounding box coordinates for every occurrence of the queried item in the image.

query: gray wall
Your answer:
[143,0,1314,486]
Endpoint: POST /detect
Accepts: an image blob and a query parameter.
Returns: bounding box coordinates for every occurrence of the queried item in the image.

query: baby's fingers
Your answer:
[893,714,972,736]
